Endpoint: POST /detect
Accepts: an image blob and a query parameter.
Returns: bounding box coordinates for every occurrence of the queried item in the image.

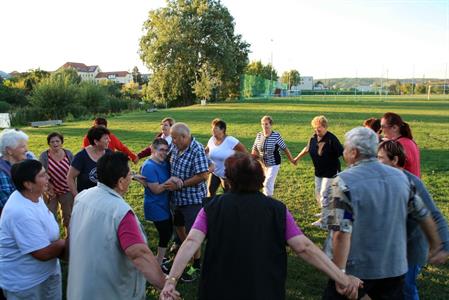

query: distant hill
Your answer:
[316,77,445,89]
[0,71,10,79]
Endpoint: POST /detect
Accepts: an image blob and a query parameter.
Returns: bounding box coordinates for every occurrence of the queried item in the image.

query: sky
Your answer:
[1,0,448,79]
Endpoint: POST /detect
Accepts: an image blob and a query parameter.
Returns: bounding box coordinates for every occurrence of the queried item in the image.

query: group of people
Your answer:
[0,111,447,300]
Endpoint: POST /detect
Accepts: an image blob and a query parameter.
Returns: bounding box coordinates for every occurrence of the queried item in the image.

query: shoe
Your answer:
[180,266,198,283]
[314,213,322,217]
[168,243,180,256]
[311,219,322,227]
[161,258,172,274]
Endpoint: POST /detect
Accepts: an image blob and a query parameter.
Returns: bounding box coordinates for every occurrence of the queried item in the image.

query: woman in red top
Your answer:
[82,117,138,163]
[381,112,421,177]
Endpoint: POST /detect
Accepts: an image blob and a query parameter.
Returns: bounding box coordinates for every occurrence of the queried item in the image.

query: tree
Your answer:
[245,60,278,81]
[139,0,250,106]
[280,70,300,90]
[78,82,108,114]
[121,81,141,100]
[132,66,143,85]
[51,68,81,85]
[192,62,221,101]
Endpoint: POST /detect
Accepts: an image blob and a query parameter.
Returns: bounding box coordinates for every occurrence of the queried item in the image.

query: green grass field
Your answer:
[22,95,449,299]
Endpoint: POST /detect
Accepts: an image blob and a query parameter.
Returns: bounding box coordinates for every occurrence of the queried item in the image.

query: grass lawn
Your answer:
[23,95,449,299]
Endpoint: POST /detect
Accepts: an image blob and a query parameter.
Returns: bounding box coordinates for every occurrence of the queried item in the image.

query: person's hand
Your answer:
[428,248,449,265]
[133,157,140,164]
[208,163,215,173]
[336,275,363,300]
[159,281,181,300]
[290,158,297,166]
[132,175,147,186]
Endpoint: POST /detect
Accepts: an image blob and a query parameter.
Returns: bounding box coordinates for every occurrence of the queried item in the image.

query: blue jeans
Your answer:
[404,264,422,300]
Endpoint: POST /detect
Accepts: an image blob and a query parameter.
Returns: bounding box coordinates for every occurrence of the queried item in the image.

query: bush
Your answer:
[10,107,46,126]
[0,101,11,113]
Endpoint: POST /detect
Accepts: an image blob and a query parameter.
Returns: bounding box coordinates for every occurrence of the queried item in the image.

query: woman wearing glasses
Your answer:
[134,138,173,265]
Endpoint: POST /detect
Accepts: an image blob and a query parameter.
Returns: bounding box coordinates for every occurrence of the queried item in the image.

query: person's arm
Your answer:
[31,239,66,261]
[109,133,138,162]
[67,166,80,197]
[332,231,352,269]
[125,244,166,290]
[294,146,309,163]
[137,146,152,160]
[233,142,247,153]
[251,135,260,156]
[161,229,205,297]
[288,235,361,299]
[0,172,15,208]
[283,147,296,165]
[163,172,208,191]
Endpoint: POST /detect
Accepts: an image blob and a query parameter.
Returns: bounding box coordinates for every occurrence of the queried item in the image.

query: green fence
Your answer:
[239,74,287,99]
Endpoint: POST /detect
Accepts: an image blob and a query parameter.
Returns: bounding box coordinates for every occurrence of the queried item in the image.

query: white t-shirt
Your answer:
[0,190,60,292]
[207,135,239,178]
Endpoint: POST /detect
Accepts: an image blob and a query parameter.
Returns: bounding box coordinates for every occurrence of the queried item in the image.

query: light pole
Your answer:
[270,38,273,98]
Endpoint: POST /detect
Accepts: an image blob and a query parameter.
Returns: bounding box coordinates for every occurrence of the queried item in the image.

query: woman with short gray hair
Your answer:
[0,129,29,216]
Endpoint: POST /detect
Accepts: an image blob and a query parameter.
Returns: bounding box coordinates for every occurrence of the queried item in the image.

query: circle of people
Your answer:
[0,112,448,300]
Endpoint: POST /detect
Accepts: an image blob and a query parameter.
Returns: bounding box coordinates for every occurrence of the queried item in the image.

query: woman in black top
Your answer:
[294,115,343,226]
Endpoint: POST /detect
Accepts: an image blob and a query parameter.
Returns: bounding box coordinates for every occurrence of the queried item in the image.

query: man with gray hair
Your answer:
[322,127,442,299]
[163,122,209,280]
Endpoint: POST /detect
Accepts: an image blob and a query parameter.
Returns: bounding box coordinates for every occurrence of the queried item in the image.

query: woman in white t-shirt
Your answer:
[205,118,246,197]
[0,159,66,300]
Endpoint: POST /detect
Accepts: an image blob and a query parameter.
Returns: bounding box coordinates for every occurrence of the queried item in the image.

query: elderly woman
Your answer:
[39,132,74,235]
[67,152,167,299]
[0,129,29,216]
[67,126,111,196]
[294,116,343,226]
[137,117,175,161]
[160,152,362,300]
[381,112,420,177]
[134,138,173,265]
[205,118,246,196]
[377,140,449,299]
[252,115,295,196]
[0,160,66,300]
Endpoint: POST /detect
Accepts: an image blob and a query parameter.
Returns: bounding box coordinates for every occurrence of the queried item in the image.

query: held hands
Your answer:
[428,246,449,265]
[159,280,181,300]
[336,275,363,300]
[163,177,184,191]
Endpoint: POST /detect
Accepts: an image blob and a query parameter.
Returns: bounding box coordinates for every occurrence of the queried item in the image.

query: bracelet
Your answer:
[340,269,346,273]
[165,275,177,284]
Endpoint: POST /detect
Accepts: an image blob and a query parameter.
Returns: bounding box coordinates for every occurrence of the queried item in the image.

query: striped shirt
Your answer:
[252,131,287,166]
[48,154,71,195]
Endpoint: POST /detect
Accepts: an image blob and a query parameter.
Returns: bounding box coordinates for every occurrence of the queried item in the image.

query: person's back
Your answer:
[338,159,410,279]
[68,184,146,300]
[201,192,287,300]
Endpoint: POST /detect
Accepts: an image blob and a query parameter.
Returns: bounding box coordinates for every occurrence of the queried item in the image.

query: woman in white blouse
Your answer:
[205,118,246,197]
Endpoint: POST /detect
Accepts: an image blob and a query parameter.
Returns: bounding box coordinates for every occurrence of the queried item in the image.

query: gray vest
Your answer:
[339,159,409,279]
[67,183,147,300]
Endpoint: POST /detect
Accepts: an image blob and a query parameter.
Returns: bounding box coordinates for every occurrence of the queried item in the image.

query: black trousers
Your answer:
[322,275,405,300]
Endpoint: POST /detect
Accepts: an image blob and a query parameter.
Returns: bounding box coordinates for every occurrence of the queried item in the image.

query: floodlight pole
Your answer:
[270,39,273,98]
[444,63,448,95]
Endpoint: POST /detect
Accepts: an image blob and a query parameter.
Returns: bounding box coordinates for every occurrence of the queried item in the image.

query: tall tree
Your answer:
[139,0,250,106]
[245,60,278,81]
[280,70,300,89]
[132,66,143,85]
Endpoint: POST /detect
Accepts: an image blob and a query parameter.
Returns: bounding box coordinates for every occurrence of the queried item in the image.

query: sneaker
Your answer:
[314,213,322,217]
[180,267,197,283]
[168,243,180,257]
[311,219,322,227]
[161,258,172,274]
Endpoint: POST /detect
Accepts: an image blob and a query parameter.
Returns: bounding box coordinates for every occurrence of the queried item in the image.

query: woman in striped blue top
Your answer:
[251,116,296,196]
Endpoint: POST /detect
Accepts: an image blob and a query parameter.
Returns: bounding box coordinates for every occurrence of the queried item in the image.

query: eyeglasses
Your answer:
[380,124,391,129]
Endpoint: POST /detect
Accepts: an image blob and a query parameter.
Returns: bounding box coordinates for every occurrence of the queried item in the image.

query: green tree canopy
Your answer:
[139,0,250,106]
[245,60,278,81]
[280,70,300,89]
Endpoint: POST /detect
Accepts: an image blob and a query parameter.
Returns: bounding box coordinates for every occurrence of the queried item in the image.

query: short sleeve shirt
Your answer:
[71,149,111,192]
[169,137,209,206]
[0,191,60,291]
[252,131,287,166]
[207,135,239,178]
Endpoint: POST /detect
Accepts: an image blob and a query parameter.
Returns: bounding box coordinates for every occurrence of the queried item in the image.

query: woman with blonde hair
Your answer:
[294,115,343,226]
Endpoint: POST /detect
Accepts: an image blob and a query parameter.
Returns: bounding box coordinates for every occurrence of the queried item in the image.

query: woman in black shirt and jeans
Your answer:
[294,115,343,226]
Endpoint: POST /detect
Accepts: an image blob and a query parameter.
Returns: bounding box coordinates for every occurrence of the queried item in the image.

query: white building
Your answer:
[95,71,133,84]
[291,76,314,91]
[59,62,100,82]
[356,85,373,92]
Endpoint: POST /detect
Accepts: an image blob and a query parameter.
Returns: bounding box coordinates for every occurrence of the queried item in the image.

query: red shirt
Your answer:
[82,132,137,161]
[397,136,421,177]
